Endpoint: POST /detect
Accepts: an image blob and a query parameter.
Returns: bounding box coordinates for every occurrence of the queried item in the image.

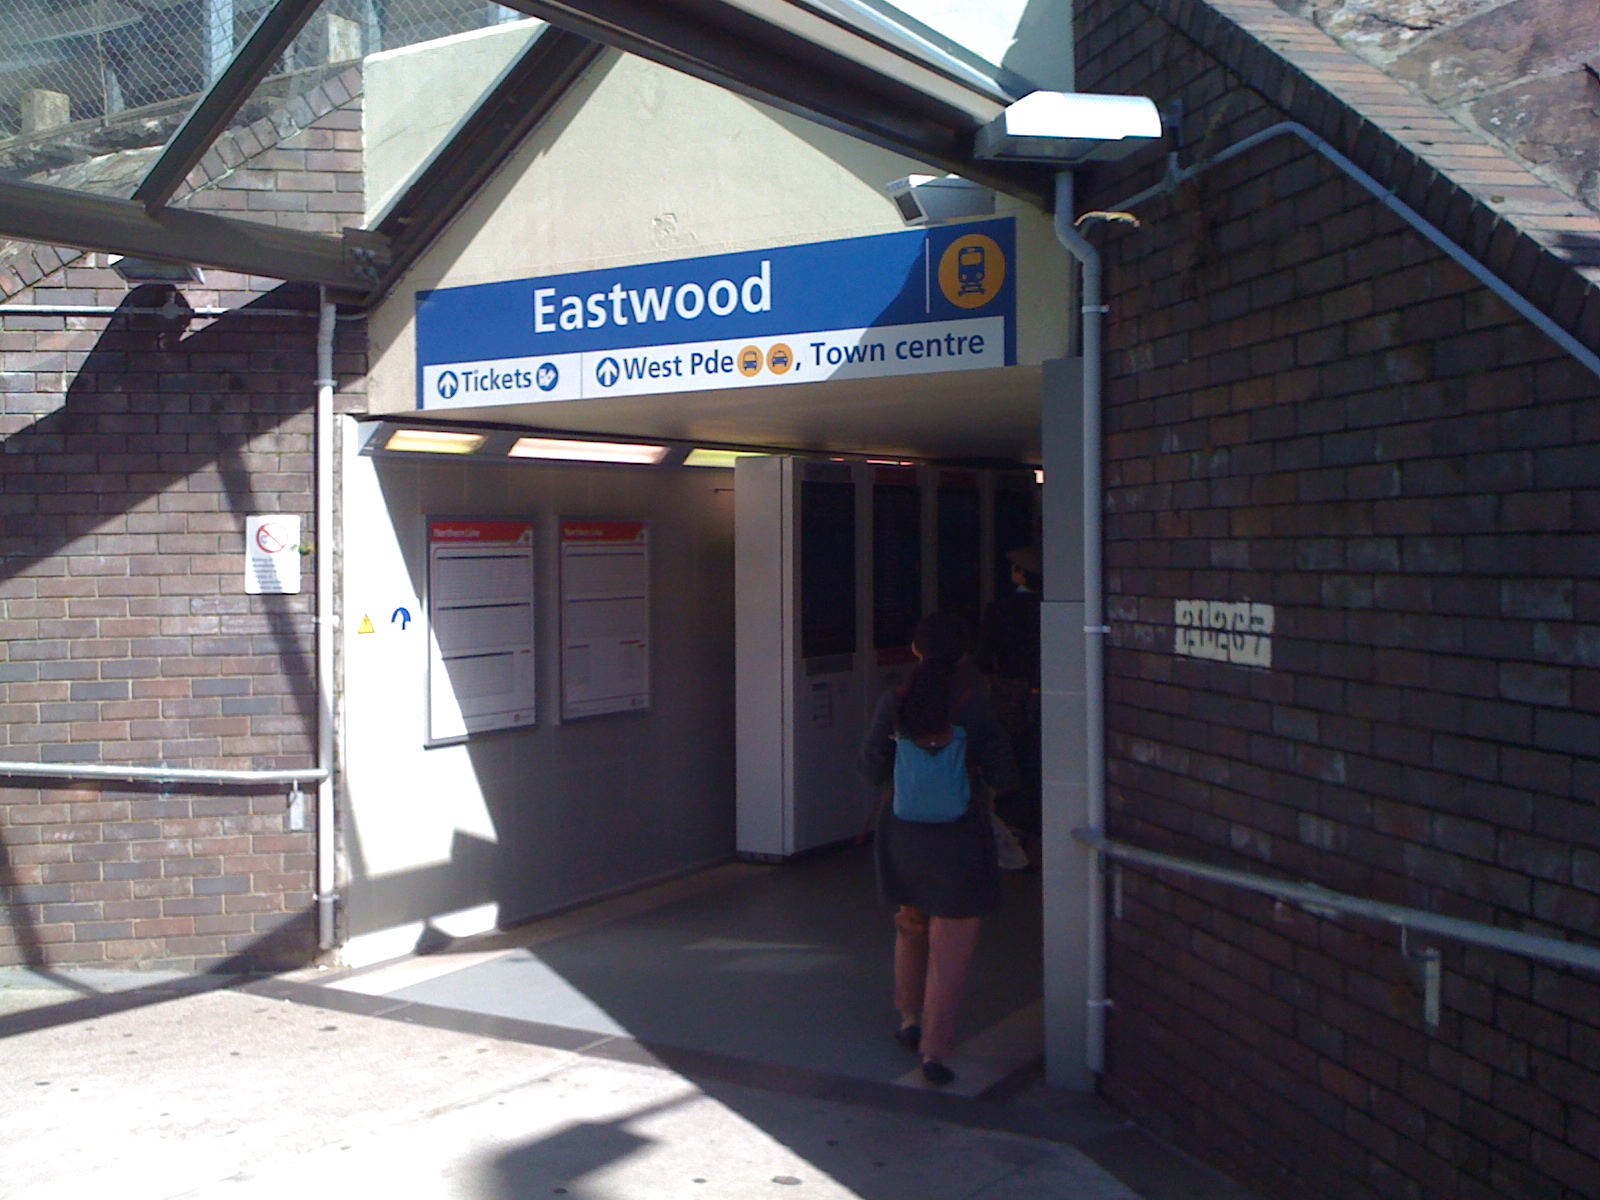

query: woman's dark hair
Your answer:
[896,611,970,739]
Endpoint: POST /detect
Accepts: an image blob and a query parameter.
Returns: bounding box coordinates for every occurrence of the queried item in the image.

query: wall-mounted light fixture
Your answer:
[974,91,1161,164]
[508,436,668,465]
[683,448,767,469]
[357,420,1040,478]
[383,428,487,454]
[110,256,205,284]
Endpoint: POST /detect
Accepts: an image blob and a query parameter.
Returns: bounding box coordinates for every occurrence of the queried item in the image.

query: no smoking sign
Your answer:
[245,514,302,595]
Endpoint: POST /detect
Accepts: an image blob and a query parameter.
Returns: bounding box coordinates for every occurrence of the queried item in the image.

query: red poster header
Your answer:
[560,520,647,544]
[430,519,534,545]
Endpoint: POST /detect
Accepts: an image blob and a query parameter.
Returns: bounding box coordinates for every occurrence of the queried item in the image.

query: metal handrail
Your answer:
[1107,121,1600,383]
[0,760,327,787]
[1075,829,1600,974]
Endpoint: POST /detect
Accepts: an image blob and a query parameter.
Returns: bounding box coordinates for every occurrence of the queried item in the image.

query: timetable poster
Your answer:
[426,519,537,742]
[559,521,651,719]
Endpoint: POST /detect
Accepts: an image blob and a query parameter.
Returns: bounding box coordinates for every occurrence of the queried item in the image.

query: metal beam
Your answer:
[0,177,373,295]
[371,27,605,304]
[495,0,1052,202]
[134,0,327,211]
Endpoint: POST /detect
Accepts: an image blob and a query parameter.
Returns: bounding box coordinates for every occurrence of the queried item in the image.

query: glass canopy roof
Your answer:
[0,0,532,205]
[0,0,1050,300]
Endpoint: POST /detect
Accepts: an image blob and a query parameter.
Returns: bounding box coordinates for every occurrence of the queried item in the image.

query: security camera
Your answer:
[975,91,1162,164]
[886,175,996,226]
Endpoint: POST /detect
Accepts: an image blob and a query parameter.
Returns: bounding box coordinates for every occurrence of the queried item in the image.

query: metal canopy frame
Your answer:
[133,0,329,211]
[370,27,606,305]
[0,175,361,293]
[497,0,1052,200]
[0,0,1047,303]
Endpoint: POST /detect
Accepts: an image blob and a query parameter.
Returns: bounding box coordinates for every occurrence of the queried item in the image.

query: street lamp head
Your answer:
[974,91,1162,164]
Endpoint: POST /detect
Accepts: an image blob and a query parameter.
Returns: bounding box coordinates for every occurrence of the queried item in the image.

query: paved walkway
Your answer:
[0,968,1255,1200]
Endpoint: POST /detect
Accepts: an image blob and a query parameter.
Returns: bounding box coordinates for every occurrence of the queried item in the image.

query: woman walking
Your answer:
[858,611,1017,1086]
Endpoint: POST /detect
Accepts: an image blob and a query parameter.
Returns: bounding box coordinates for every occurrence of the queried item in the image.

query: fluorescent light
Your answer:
[508,436,668,465]
[684,449,768,469]
[385,428,486,454]
[1034,469,1045,484]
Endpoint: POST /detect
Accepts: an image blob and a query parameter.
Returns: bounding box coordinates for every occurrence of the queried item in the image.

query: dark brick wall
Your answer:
[1078,2,1600,1198]
[0,85,366,972]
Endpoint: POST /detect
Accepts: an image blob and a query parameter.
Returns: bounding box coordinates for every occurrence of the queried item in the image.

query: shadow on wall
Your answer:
[0,283,337,974]
[0,284,324,729]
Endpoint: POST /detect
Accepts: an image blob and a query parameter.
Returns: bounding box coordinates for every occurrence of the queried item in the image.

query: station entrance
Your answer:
[333,357,1058,1096]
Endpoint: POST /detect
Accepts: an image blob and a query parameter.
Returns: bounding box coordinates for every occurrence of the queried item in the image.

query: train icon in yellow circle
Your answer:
[738,346,763,377]
[937,233,1006,309]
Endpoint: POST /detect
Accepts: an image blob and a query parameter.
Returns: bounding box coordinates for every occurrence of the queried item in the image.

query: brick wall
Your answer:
[1078,2,1600,1197]
[0,83,366,973]
[174,65,364,237]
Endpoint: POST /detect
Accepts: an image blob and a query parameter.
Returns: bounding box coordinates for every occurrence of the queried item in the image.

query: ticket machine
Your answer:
[735,455,1036,860]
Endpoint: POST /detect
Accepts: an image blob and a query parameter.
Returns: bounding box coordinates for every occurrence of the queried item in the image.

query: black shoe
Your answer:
[894,1023,921,1051]
[921,1060,954,1086]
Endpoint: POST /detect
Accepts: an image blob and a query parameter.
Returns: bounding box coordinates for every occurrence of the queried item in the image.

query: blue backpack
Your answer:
[893,726,972,823]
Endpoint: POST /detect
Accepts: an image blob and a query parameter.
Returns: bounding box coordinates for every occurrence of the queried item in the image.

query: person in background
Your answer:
[858,611,1017,1086]
[978,546,1042,859]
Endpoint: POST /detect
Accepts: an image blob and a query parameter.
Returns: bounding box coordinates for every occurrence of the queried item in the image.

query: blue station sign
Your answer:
[414,218,1017,408]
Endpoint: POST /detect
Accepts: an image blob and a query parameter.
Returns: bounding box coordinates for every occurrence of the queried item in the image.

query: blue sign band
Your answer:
[415,218,1017,407]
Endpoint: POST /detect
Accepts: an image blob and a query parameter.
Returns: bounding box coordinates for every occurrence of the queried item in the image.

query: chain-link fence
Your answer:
[0,0,524,146]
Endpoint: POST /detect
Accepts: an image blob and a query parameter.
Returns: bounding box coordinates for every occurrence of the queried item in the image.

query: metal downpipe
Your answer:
[1052,170,1108,1077]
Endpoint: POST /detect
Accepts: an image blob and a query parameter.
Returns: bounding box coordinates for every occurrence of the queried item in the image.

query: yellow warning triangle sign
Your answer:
[357,614,376,634]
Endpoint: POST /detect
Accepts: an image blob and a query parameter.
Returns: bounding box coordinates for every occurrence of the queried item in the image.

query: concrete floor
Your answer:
[0,852,1264,1200]
[1,971,1136,1200]
[327,846,1043,1095]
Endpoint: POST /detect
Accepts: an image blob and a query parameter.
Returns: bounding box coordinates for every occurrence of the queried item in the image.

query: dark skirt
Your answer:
[874,799,1000,919]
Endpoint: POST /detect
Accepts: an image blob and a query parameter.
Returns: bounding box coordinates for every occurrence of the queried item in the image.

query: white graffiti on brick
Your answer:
[1174,600,1274,668]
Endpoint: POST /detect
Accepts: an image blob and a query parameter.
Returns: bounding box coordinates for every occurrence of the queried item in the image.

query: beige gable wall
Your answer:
[366,50,1071,419]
